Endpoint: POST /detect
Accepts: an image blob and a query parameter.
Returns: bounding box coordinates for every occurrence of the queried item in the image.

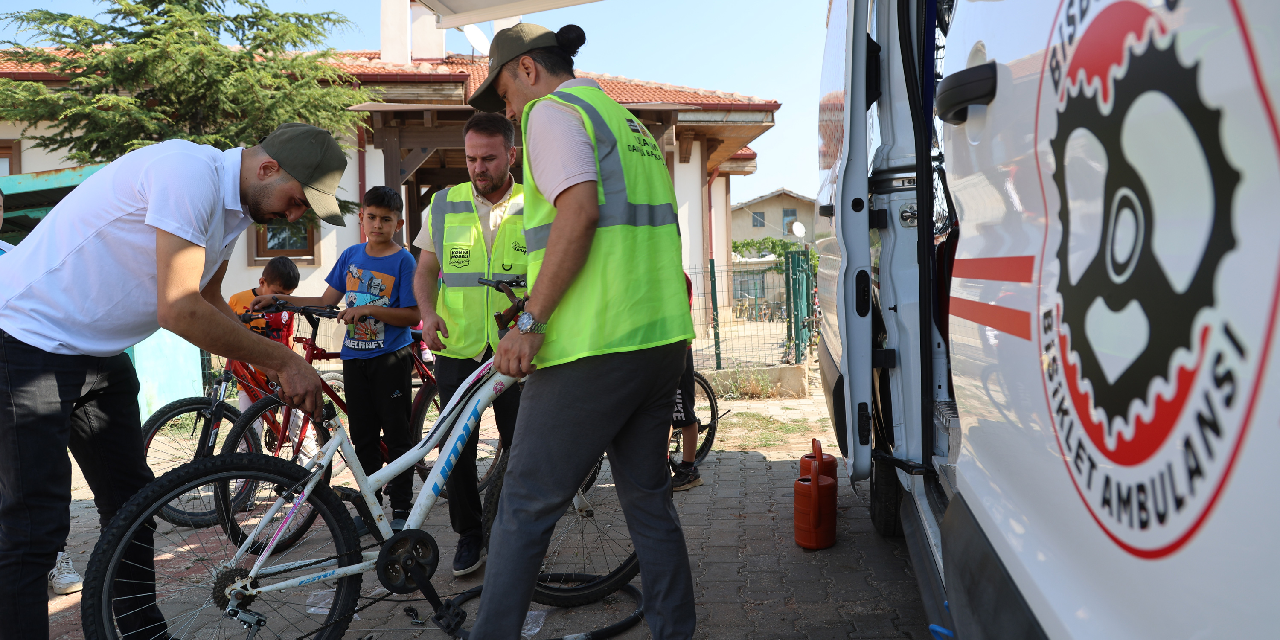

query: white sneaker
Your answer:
[49,552,83,595]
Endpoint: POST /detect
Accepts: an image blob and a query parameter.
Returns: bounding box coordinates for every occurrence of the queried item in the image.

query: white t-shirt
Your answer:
[526,78,601,204]
[0,140,252,356]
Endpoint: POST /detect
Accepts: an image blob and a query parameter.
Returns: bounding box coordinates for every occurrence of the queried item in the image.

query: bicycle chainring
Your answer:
[1050,36,1238,423]
[376,529,440,595]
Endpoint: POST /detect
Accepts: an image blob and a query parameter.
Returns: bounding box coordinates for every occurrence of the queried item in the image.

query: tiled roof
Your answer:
[732,187,816,210]
[1,48,778,109]
[731,146,757,160]
[433,55,777,109]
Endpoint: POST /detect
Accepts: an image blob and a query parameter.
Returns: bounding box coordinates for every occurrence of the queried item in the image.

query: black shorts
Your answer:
[672,348,698,428]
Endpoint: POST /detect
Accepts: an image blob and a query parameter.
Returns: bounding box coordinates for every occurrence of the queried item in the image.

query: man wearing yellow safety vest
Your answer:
[468,23,696,639]
[410,112,525,578]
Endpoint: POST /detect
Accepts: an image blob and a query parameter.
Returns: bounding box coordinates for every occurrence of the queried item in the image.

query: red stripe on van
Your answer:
[948,297,1032,340]
[952,256,1036,283]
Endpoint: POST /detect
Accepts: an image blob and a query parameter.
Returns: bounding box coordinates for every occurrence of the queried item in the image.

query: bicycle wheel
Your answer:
[81,454,362,640]
[483,452,640,607]
[222,395,332,553]
[142,396,259,528]
[669,371,719,467]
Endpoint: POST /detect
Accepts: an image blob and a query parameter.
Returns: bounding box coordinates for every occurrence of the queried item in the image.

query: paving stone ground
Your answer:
[51,365,928,639]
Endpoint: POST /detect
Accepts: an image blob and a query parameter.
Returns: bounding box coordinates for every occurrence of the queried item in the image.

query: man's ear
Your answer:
[256,158,282,181]
[507,145,519,166]
[517,55,538,85]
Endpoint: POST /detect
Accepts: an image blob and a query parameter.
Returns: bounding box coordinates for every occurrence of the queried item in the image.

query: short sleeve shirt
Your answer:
[228,288,295,345]
[325,244,418,359]
[0,140,252,356]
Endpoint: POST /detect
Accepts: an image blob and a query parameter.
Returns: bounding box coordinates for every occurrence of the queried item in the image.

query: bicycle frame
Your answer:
[225,358,516,599]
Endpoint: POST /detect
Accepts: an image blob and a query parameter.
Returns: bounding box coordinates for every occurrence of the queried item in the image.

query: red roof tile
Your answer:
[731,146,757,159]
[0,48,779,109]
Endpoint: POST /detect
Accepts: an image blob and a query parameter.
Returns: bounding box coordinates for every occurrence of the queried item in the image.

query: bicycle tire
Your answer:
[669,371,719,467]
[141,396,258,528]
[483,452,641,608]
[81,453,362,640]
[221,394,332,552]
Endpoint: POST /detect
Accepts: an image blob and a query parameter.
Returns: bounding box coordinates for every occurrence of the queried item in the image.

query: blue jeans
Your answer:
[0,329,164,640]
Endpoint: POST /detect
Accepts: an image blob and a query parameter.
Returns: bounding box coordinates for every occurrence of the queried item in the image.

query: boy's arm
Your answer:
[250,287,343,311]
[341,305,420,327]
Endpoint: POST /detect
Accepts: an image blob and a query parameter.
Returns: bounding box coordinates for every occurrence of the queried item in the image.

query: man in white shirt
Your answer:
[0,123,340,640]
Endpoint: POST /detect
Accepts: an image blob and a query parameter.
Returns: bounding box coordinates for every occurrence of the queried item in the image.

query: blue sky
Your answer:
[0,0,827,204]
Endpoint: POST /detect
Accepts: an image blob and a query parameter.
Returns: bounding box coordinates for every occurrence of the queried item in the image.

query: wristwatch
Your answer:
[515,311,547,334]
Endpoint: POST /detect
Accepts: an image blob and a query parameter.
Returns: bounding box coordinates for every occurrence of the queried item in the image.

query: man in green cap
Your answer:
[0,123,344,639]
[467,22,696,640]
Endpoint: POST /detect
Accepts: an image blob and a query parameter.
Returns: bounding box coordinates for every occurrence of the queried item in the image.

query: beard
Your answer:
[472,167,510,197]
[243,174,293,224]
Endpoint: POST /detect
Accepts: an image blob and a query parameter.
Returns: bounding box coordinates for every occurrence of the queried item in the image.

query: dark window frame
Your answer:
[248,220,320,267]
[751,211,766,228]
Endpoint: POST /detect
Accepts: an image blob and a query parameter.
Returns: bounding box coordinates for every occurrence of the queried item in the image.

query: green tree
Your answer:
[0,1,374,169]
[732,237,819,274]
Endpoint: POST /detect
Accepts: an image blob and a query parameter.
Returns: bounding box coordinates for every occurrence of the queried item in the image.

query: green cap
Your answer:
[469,23,560,113]
[261,123,348,226]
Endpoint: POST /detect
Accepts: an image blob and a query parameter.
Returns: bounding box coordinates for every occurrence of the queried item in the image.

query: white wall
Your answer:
[0,122,74,174]
[709,174,730,267]
[672,139,706,275]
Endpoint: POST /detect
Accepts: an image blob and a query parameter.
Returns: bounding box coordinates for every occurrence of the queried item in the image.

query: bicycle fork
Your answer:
[196,372,232,458]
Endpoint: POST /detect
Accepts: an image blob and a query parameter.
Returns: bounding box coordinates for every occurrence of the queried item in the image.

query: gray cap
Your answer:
[469,23,560,113]
[261,123,348,226]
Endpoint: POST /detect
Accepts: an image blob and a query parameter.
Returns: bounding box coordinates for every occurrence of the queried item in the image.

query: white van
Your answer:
[816,0,1280,637]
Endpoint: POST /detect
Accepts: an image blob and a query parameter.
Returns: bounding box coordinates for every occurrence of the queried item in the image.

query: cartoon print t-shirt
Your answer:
[325,243,418,360]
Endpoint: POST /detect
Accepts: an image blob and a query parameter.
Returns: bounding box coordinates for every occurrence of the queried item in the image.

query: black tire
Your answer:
[870,454,903,537]
[141,396,258,528]
[484,452,640,607]
[82,454,362,640]
[221,394,332,552]
[669,372,719,468]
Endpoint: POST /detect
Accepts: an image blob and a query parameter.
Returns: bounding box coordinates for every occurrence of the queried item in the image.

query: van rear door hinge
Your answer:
[857,402,871,446]
[869,208,889,229]
[872,450,928,476]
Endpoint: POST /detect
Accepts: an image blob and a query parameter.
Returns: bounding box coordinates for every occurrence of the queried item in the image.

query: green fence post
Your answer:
[783,252,795,362]
[708,259,723,370]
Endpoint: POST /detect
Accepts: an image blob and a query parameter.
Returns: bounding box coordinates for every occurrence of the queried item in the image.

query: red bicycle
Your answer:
[225,301,507,497]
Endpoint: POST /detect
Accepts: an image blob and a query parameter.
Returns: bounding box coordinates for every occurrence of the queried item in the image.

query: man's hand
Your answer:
[420,310,449,351]
[495,329,544,377]
[274,357,325,416]
[250,294,284,311]
[336,305,371,325]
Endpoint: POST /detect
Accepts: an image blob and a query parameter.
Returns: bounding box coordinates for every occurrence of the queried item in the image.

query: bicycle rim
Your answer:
[85,454,361,640]
[142,397,256,528]
[531,454,640,607]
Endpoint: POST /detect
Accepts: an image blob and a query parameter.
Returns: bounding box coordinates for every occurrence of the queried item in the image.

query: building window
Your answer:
[0,140,19,176]
[250,219,319,266]
[751,211,765,228]
[783,208,798,235]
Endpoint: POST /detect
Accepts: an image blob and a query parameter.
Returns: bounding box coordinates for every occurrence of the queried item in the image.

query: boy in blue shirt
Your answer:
[254,186,420,530]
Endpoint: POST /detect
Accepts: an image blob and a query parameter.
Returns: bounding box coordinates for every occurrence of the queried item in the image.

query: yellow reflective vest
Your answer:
[427,182,528,359]
[520,85,693,368]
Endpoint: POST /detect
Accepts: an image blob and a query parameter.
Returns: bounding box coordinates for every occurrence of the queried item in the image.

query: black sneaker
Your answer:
[672,462,703,491]
[452,535,486,577]
[391,510,411,533]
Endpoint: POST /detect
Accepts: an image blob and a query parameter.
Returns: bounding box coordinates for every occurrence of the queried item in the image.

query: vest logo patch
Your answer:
[512,241,526,254]
[448,247,470,269]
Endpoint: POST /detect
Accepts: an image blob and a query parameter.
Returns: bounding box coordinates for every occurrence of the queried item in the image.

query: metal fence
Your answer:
[689,250,817,371]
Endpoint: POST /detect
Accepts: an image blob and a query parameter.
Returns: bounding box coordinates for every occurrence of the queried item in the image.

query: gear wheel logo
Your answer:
[1050,29,1238,460]
[1033,0,1277,557]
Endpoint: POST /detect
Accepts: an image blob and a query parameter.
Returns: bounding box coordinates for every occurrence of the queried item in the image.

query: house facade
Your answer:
[0,1,780,343]
[730,187,830,248]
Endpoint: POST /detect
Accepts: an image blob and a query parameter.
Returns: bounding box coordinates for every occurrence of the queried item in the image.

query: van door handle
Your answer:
[936,61,998,125]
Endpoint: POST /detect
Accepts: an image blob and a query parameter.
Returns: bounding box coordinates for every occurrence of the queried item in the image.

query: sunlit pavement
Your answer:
[53,367,928,639]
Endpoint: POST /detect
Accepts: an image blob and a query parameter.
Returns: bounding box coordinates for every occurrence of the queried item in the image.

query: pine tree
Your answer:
[0,1,374,167]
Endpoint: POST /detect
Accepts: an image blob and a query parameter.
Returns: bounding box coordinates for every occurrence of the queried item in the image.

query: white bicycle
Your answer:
[81,279,639,640]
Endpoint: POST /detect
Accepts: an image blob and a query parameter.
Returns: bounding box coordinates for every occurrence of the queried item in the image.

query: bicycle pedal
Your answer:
[431,601,467,635]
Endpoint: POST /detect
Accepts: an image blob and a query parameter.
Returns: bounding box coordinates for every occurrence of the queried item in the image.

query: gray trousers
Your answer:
[471,340,695,639]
